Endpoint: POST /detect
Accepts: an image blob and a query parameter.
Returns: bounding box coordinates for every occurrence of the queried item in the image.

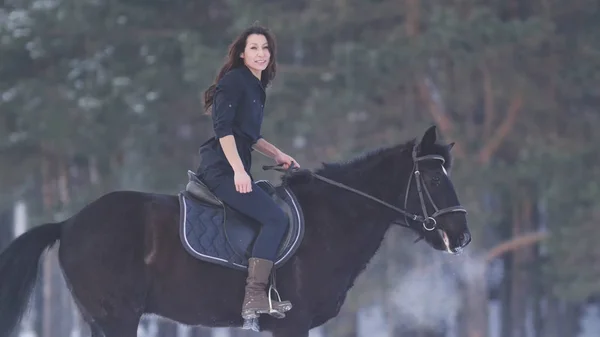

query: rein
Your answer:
[262,144,467,232]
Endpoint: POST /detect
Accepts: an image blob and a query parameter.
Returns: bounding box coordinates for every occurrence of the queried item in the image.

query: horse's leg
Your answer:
[267,308,311,337]
[65,283,106,337]
[94,315,140,337]
[270,325,310,337]
[80,310,104,337]
[60,245,146,337]
[56,192,151,336]
[70,296,135,337]
[90,324,104,337]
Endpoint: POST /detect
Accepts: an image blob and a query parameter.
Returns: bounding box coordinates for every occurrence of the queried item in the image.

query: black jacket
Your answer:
[197,66,267,184]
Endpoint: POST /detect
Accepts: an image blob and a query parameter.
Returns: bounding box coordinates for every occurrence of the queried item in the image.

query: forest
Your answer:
[1,0,600,336]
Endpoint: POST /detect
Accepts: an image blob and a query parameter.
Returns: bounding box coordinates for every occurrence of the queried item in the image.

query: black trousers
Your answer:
[200,171,288,261]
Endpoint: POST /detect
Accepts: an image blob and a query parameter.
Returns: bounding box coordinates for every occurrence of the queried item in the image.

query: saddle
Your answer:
[177,170,305,271]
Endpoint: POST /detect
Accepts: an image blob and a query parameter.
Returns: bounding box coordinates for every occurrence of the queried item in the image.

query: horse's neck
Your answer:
[291,157,410,277]
[301,196,392,287]
[330,217,391,272]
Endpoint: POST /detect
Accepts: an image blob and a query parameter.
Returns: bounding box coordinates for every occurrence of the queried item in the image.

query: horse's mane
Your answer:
[282,138,453,188]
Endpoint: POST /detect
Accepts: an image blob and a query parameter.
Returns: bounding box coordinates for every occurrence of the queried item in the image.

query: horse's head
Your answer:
[399,125,471,254]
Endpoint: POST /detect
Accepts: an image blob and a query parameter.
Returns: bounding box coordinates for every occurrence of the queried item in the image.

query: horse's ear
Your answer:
[447,142,455,151]
[421,125,437,147]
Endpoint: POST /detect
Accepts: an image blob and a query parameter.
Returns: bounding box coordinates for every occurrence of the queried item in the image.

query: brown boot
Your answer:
[241,257,293,319]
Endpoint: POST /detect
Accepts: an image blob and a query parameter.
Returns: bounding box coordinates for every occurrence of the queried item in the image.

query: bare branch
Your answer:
[481,60,495,139]
[416,79,465,157]
[485,231,548,263]
[478,93,523,164]
[405,0,464,156]
[405,0,420,37]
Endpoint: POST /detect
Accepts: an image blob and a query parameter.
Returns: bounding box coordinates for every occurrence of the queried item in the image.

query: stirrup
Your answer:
[262,284,291,319]
[240,287,283,320]
[245,285,290,319]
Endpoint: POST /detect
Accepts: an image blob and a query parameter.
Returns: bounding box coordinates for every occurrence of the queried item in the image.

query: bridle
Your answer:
[263,143,467,232]
[401,144,467,231]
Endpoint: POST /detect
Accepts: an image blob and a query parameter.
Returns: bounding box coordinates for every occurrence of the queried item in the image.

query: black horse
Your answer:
[0,125,471,337]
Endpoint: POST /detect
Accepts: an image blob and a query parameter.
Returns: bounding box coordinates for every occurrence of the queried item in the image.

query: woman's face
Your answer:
[241,34,270,78]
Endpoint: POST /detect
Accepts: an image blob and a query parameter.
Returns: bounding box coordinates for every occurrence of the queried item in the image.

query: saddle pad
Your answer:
[178,193,248,269]
[177,183,305,271]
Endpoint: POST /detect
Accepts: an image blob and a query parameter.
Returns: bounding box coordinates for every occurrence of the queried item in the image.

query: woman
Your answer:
[196,25,298,320]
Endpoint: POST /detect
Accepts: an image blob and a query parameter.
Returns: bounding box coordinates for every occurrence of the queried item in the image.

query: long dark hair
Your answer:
[203,25,277,114]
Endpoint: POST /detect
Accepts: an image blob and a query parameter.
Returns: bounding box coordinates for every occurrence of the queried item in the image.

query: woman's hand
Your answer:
[274,152,300,169]
[234,170,252,193]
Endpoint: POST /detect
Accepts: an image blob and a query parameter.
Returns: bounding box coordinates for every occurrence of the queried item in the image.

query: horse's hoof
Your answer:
[242,318,260,332]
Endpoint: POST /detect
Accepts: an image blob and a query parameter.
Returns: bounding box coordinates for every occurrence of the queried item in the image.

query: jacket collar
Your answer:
[239,65,265,91]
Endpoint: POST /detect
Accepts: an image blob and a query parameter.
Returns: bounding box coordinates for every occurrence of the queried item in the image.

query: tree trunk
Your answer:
[0,206,13,251]
[508,195,525,337]
[562,303,582,337]
[532,199,544,337]
[41,144,56,337]
[458,188,489,337]
[510,190,536,337]
[463,261,488,337]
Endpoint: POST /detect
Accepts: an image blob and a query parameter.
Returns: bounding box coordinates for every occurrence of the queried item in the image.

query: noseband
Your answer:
[263,143,467,231]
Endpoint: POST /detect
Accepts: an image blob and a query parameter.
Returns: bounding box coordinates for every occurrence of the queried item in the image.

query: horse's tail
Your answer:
[0,221,64,337]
